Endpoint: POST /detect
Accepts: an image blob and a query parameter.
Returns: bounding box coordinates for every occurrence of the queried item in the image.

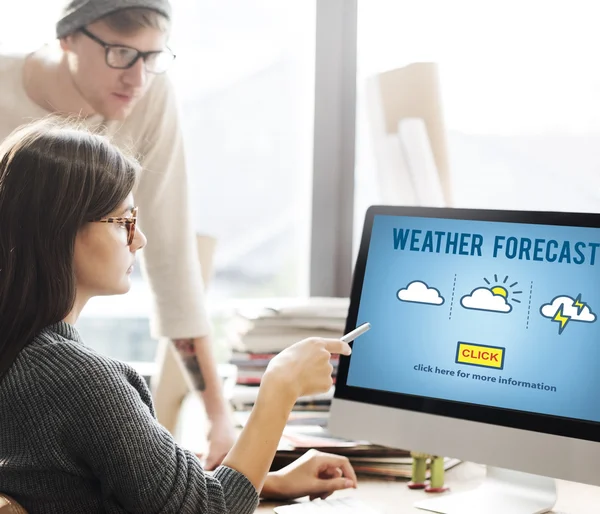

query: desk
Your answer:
[256,462,600,513]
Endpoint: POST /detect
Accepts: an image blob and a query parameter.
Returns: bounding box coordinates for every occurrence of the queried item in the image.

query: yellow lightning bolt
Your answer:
[574,294,585,315]
[552,305,570,335]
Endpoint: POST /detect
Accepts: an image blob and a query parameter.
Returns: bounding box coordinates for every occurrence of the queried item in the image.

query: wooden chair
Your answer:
[0,494,27,514]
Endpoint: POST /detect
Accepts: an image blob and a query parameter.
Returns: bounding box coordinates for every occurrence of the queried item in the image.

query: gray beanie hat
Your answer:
[56,0,172,38]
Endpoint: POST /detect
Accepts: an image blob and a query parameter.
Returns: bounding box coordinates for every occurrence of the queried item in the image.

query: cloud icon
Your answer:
[397,281,444,305]
[540,296,596,323]
[461,287,512,313]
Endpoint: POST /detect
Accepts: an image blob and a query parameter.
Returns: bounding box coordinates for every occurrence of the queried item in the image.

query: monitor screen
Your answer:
[335,206,600,443]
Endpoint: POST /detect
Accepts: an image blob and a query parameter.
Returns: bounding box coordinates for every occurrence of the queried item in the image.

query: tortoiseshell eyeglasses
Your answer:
[95,206,138,246]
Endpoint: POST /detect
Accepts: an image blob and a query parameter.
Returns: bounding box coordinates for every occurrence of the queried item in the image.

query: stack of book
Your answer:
[275,425,461,479]
[226,297,348,411]
[233,410,461,479]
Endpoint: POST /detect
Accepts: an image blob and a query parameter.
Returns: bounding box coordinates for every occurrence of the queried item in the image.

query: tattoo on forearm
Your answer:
[173,339,206,391]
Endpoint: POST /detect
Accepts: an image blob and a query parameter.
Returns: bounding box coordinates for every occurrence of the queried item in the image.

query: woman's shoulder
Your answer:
[21,326,148,395]
[4,327,157,433]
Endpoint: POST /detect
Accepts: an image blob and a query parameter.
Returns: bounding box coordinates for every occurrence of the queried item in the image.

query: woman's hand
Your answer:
[220,338,351,493]
[263,338,352,401]
[261,450,358,501]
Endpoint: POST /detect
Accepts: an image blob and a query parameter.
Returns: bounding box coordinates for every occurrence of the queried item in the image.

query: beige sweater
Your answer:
[0,52,210,340]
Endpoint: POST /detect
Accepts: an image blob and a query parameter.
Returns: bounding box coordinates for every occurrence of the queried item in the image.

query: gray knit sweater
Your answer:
[0,322,259,513]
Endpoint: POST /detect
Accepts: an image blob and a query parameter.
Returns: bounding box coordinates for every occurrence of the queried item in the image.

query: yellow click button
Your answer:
[455,342,505,370]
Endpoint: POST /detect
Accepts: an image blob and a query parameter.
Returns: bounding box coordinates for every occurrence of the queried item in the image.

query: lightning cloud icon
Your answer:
[542,293,595,335]
[552,305,570,335]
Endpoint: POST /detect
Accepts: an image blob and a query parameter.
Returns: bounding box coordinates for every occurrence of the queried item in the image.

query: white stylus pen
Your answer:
[340,322,371,343]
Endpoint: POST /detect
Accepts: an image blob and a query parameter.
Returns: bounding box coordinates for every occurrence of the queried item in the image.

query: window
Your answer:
[1,1,316,363]
[169,0,315,302]
[0,5,59,49]
[355,0,600,239]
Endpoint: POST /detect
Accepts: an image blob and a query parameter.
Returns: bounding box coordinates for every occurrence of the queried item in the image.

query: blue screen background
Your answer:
[347,214,600,423]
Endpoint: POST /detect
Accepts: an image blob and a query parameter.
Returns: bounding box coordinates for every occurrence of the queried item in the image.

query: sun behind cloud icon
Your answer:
[397,281,444,306]
[460,274,520,314]
[461,287,512,313]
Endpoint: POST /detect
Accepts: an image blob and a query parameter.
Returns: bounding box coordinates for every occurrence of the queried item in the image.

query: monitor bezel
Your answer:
[334,205,600,444]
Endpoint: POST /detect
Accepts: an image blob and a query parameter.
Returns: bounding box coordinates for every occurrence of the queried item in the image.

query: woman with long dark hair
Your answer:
[0,118,356,514]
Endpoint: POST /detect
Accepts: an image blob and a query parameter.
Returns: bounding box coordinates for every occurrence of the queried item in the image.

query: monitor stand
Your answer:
[414,466,557,514]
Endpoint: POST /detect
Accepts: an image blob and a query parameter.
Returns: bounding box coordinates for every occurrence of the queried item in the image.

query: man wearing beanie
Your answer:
[0,3,363,512]
[0,0,236,473]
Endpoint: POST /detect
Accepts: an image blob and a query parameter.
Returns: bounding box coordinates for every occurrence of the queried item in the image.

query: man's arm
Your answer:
[172,338,206,391]
[129,75,235,466]
[173,336,231,421]
[173,336,236,470]
[134,74,209,339]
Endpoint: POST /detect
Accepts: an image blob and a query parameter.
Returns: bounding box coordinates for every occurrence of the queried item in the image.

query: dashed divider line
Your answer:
[526,281,533,328]
[449,274,457,319]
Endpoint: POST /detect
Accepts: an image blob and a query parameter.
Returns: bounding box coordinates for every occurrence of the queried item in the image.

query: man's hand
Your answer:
[261,449,358,501]
[201,414,237,470]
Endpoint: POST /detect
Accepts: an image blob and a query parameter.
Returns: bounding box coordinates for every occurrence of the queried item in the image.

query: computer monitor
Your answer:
[329,205,600,514]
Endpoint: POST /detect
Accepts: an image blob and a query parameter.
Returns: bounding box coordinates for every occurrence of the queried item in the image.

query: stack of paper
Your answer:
[230,385,335,412]
[226,297,348,409]
[228,296,349,354]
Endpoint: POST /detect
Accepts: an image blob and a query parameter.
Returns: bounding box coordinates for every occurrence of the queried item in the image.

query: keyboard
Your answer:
[273,496,384,513]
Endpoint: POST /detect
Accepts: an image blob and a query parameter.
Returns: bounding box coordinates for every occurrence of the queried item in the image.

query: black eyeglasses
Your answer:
[80,28,176,74]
